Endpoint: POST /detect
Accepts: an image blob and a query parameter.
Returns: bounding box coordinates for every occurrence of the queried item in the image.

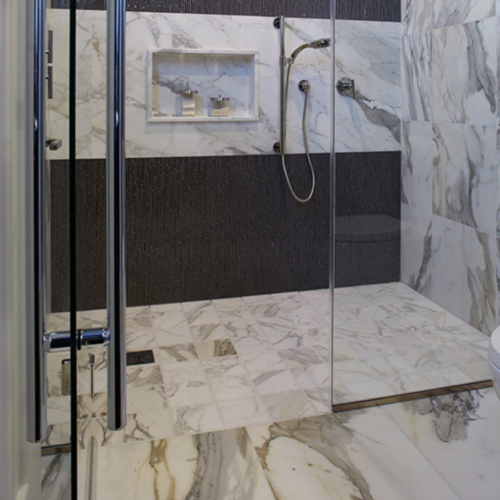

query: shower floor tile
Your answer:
[43,282,491,448]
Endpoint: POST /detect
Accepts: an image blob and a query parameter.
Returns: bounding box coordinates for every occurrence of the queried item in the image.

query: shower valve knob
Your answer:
[336,77,356,99]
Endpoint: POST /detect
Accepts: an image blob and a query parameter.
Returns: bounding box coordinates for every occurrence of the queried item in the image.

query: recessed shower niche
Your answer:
[147,49,259,122]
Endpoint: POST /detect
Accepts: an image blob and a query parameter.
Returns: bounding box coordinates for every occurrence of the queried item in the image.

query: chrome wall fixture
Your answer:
[27,0,128,443]
[274,16,331,204]
[336,77,356,99]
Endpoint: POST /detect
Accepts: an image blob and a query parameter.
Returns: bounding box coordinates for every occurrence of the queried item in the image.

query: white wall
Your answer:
[0,0,41,499]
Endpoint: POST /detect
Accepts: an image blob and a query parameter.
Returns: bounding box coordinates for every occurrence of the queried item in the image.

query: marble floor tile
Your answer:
[151,309,188,331]
[383,389,500,500]
[80,428,276,500]
[218,397,271,428]
[171,403,224,435]
[278,347,324,368]
[157,343,198,365]
[190,323,228,342]
[304,386,331,413]
[126,329,156,351]
[291,364,330,391]
[201,356,247,377]
[195,338,237,359]
[182,300,220,326]
[251,369,298,396]
[122,410,176,443]
[262,391,316,421]
[42,453,71,500]
[239,350,289,374]
[165,381,214,409]
[212,298,256,324]
[126,364,163,389]
[209,374,256,402]
[246,410,463,500]
[126,306,152,333]
[154,326,193,346]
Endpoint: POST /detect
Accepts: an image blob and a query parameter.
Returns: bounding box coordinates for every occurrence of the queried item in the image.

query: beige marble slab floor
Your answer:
[42,388,500,500]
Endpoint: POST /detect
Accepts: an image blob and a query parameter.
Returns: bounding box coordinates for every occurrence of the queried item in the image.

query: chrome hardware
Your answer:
[45,137,62,151]
[336,77,356,100]
[43,328,110,353]
[89,354,96,399]
[106,0,127,432]
[180,84,198,97]
[47,66,53,99]
[27,0,47,444]
[47,30,53,64]
[298,80,311,93]
[275,15,326,204]
[61,359,71,396]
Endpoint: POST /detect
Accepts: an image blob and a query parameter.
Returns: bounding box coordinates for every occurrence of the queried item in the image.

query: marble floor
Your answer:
[42,388,500,500]
[333,282,491,402]
[43,282,490,448]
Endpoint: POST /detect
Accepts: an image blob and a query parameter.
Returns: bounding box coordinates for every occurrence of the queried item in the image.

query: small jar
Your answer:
[210,95,232,117]
[180,85,199,117]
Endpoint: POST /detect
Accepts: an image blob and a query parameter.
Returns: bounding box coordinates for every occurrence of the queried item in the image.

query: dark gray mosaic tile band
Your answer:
[50,151,400,312]
[51,0,400,21]
[51,154,330,312]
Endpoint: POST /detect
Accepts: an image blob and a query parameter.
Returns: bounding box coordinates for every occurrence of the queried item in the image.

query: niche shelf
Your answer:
[147,49,260,123]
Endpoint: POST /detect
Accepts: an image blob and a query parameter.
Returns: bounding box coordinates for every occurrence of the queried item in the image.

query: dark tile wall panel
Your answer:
[51,0,400,21]
[336,0,400,22]
[51,154,330,312]
[335,151,401,287]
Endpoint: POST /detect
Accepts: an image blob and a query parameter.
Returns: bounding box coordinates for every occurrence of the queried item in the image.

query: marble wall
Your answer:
[401,0,500,334]
[48,11,401,159]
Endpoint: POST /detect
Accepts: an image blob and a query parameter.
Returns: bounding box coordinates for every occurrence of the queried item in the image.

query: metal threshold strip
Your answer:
[331,379,493,413]
[42,380,493,456]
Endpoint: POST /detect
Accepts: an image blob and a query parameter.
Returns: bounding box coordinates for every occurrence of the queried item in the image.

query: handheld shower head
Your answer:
[309,38,331,49]
[289,38,331,62]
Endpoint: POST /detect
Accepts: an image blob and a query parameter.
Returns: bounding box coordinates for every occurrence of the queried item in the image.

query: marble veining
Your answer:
[44,285,490,445]
[432,18,497,125]
[49,10,403,159]
[44,389,500,500]
[433,0,495,30]
[402,32,433,122]
[402,121,433,211]
[335,20,401,152]
[430,214,499,334]
[401,204,433,294]
[432,123,497,235]
[402,0,433,35]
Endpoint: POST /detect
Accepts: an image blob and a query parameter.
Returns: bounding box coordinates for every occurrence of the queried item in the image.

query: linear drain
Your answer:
[127,350,155,366]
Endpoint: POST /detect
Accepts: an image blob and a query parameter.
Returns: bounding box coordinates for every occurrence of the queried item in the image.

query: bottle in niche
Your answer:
[210,95,232,117]
[180,84,199,117]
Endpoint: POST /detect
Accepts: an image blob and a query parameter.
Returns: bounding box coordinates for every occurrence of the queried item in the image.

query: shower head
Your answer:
[309,38,331,49]
[289,38,331,62]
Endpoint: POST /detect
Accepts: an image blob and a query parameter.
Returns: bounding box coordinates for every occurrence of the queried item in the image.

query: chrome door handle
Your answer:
[106,0,127,431]
[27,0,47,444]
[45,137,62,150]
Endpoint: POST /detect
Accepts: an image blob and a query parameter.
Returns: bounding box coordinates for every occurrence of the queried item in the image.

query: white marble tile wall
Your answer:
[401,2,500,335]
[49,11,401,158]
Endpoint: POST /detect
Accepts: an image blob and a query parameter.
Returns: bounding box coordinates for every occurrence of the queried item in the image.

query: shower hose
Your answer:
[280,62,316,203]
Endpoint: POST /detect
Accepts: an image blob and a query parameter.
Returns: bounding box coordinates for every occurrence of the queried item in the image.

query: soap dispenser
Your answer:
[180,84,199,117]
